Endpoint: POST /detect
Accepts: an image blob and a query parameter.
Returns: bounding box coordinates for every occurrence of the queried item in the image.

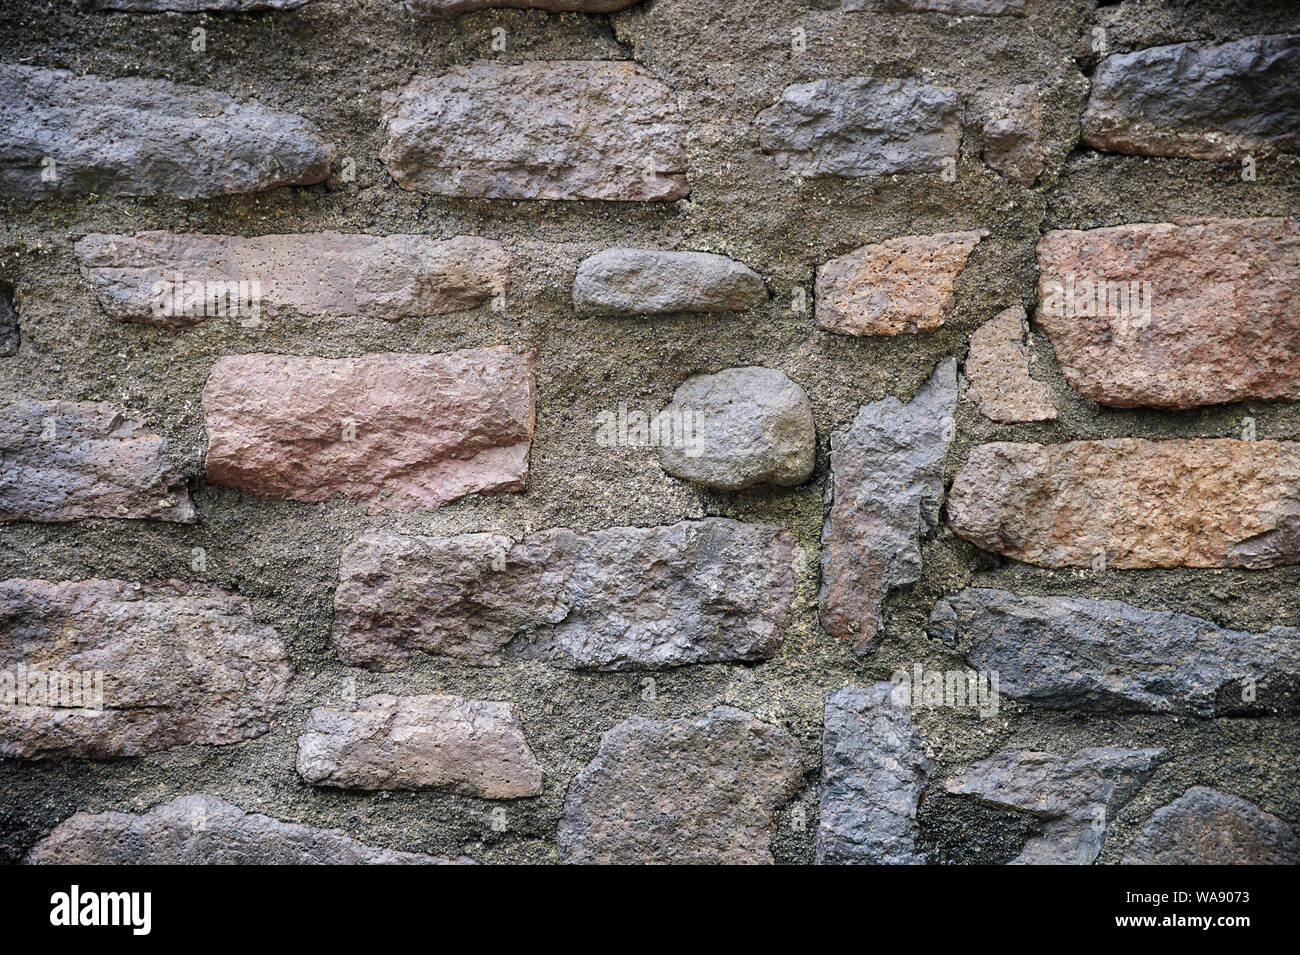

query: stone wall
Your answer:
[1,0,1297,865]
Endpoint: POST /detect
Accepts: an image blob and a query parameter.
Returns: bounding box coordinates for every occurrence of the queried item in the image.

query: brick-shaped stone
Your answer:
[380,61,689,201]
[757,78,960,178]
[1035,218,1299,409]
[0,579,291,759]
[964,307,1056,422]
[0,400,193,523]
[948,439,1300,569]
[75,0,309,8]
[820,360,955,653]
[408,0,640,13]
[1081,35,1300,160]
[818,684,932,864]
[297,694,543,798]
[27,794,466,864]
[202,347,534,512]
[816,231,985,336]
[930,588,1300,716]
[76,232,508,329]
[1122,787,1300,865]
[0,65,331,199]
[572,249,766,316]
[332,518,795,670]
[558,707,803,864]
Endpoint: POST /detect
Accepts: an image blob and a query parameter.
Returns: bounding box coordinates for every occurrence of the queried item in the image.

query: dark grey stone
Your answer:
[1122,787,1300,865]
[0,285,16,357]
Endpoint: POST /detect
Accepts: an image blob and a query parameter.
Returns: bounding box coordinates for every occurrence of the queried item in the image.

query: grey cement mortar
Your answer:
[0,0,1297,864]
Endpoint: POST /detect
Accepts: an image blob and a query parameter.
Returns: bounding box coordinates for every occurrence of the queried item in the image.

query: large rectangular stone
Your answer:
[947,439,1300,569]
[0,65,331,198]
[75,232,508,329]
[332,518,795,670]
[202,347,534,512]
[1035,218,1299,408]
[0,579,292,759]
[380,61,689,201]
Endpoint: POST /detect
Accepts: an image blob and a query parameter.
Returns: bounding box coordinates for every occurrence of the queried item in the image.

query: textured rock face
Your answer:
[948,439,1300,569]
[944,747,1165,864]
[1034,218,1299,409]
[818,684,932,864]
[1122,788,1300,865]
[820,360,956,653]
[75,0,309,9]
[407,0,640,13]
[656,367,815,491]
[557,707,803,864]
[26,795,463,865]
[0,286,16,357]
[202,347,534,512]
[0,65,332,199]
[964,307,1056,422]
[572,249,766,316]
[982,86,1043,186]
[76,232,508,329]
[0,579,291,759]
[1081,34,1300,160]
[930,588,1300,716]
[297,694,543,797]
[756,78,960,177]
[0,400,194,523]
[380,61,689,201]
[815,231,985,336]
[332,518,795,671]
[845,0,1026,13]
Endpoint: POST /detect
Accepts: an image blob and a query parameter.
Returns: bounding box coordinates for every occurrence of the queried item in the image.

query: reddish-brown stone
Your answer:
[964,307,1056,423]
[202,347,535,512]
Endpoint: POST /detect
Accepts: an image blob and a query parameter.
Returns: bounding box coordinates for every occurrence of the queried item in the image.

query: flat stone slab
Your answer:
[820,360,956,653]
[0,65,331,199]
[947,438,1300,569]
[930,588,1300,716]
[408,0,640,13]
[846,0,1026,13]
[964,307,1056,422]
[1081,34,1300,160]
[332,518,795,670]
[381,61,689,201]
[0,579,292,759]
[816,231,985,336]
[557,707,803,863]
[757,77,961,177]
[1035,217,1299,409]
[656,367,815,491]
[26,794,466,864]
[572,249,766,316]
[297,694,543,798]
[76,232,508,329]
[1122,787,1300,865]
[202,347,534,512]
[818,683,932,864]
[0,399,193,523]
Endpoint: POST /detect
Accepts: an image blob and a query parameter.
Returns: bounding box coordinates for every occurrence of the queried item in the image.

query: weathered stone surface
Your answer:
[332,518,795,671]
[947,439,1300,569]
[815,231,985,336]
[930,588,1300,716]
[557,707,803,864]
[0,400,194,523]
[26,795,465,865]
[76,232,508,329]
[1122,787,1300,865]
[656,367,815,491]
[982,86,1043,185]
[0,285,16,357]
[406,0,640,14]
[820,360,956,653]
[572,249,766,316]
[0,65,331,199]
[846,0,1026,13]
[944,747,1165,864]
[818,683,932,864]
[297,694,543,797]
[75,0,309,9]
[1081,34,1300,160]
[964,307,1056,423]
[756,78,960,178]
[202,347,534,512]
[380,61,689,201]
[1034,218,1300,409]
[0,579,291,759]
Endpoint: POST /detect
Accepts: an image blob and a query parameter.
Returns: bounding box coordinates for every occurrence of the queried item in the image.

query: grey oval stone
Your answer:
[573,249,767,316]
